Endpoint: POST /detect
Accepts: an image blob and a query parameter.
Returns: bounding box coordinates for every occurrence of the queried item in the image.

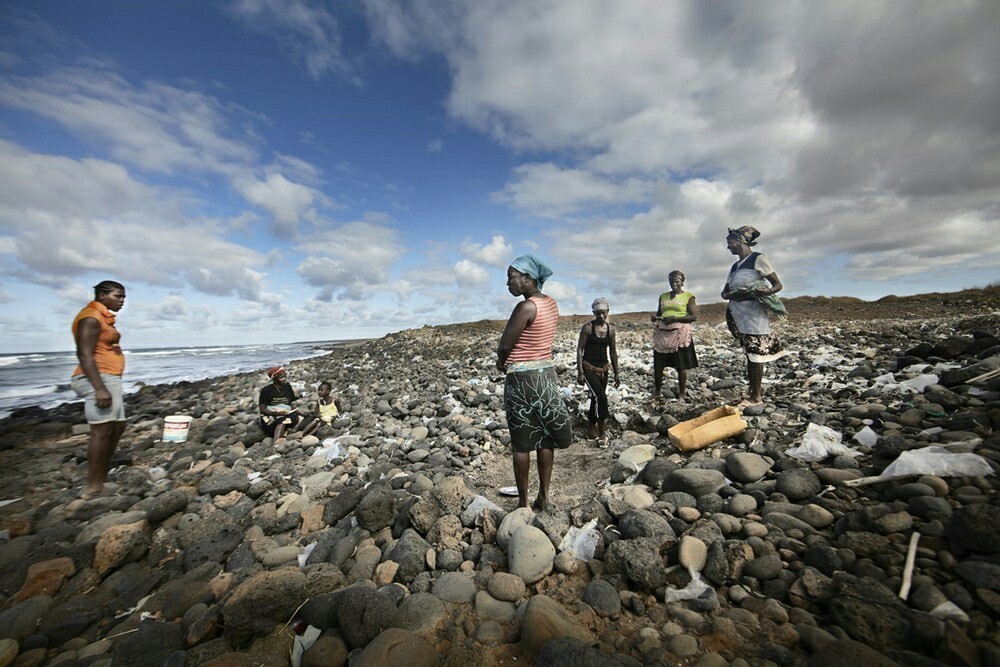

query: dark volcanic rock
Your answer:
[827,578,912,650]
[112,619,184,667]
[180,524,243,572]
[945,503,1000,553]
[356,484,397,532]
[604,537,667,590]
[336,585,399,649]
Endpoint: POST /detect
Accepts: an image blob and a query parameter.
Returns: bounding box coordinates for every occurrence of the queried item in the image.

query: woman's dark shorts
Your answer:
[503,366,573,453]
[259,412,300,437]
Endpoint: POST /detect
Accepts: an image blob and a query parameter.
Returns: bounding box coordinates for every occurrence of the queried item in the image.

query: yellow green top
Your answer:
[659,291,694,318]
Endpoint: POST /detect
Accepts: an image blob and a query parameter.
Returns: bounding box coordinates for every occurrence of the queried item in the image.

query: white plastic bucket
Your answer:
[163,415,192,442]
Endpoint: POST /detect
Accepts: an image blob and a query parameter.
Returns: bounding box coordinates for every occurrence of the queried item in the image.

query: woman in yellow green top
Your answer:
[650,270,699,401]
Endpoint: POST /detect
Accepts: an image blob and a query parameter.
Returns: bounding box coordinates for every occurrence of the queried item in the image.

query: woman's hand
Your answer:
[94,386,112,409]
[577,371,585,385]
[614,375,621,388]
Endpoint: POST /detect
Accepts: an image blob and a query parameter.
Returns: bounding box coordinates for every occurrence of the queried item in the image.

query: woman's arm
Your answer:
[609,325,620,387]
[650,296,663,322]
[496,300,537,371]
[576,323,590,383]
[75,317,112,408]
[756,273,782,296]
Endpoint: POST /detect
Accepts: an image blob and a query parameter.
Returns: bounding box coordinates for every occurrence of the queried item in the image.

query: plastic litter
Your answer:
[557,519,601,562]
[297,543,317,568]
[881,447,994,478]
[462,495,504,527]
[845,446,995,487]
[312,438,344,462]
[929,601,970,623]
[786,423,857,462]
[899,374,939,392]
[291,625,322,667]
[852,425,879,447]
[663,570,713,602]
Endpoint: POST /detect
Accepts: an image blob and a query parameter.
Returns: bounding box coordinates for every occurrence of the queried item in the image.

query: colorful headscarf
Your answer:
[668,270,685,284]
[591,297,609,312]
[266,366,286,379]
[727,226,760,247]
[509,255,553,289]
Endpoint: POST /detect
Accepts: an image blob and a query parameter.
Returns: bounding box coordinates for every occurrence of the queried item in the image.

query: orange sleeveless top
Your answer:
[507,295,559,365]
[72,301,125,376]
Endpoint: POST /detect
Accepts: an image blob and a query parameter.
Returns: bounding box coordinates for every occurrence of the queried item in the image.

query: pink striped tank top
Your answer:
[507,295,560,365]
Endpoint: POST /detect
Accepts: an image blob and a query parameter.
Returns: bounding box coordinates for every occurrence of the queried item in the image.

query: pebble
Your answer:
[0,311,995,667]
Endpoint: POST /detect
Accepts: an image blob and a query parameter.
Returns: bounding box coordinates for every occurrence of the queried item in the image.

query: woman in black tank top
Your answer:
[576,297,620,443]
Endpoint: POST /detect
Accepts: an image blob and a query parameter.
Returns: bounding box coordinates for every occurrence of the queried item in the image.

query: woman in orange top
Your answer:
[70,280,127,499]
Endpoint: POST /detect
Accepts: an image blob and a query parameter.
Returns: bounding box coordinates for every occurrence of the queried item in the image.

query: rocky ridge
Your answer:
[0,289,998,666]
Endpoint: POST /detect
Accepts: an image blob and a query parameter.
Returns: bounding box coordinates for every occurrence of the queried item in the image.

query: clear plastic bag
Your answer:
[786,423,857,462]
[879,447,994,479]
[558,519,601,562]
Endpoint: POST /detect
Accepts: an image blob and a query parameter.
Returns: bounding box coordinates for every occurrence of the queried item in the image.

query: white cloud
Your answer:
[226,0,358,81]
[427,138,443,153]
[296,220,405,300]
[460,234,513,268]
[453,259,489,287]
[0,67,261,176]
[235,173,328,237]
[365,0,1000,301]
[0,141,269,300]
[493,163,655,218]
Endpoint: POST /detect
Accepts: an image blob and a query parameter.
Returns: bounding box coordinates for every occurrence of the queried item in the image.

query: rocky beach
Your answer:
[1,286,998,667]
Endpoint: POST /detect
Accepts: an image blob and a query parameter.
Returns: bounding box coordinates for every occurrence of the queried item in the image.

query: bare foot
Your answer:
[531,496,551,512]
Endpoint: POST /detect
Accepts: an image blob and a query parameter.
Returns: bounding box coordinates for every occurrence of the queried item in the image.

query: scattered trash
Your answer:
[929,601,970,623]
[899,374,939,392]
[852,425,879,447]
[787,423,857,461]
[312,438,344,462]
[291,625,322,667]
[499,486,519,497]
[0,498,22,509]
[668,406,747,452]
[558,519,600,562]
[298,543,317,568]
[663,571,713,602]
[845,446,995,487]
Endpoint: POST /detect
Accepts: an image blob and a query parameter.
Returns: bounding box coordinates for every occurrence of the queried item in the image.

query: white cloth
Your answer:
[726,253,773,335]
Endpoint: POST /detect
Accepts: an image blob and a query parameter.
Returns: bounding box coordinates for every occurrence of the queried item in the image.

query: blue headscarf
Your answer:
[509,255,553,289]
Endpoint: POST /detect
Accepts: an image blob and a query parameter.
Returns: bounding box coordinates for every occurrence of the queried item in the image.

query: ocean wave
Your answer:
[0,385,59,400]
[0,357,21,367]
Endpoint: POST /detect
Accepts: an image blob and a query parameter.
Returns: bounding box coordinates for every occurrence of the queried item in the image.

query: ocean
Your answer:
[0,341,343,419]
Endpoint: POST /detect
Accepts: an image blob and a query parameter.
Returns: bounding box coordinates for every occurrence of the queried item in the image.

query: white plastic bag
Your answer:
[879,447,994,479]
[899,374,939,392]
[853,425,879,447]
[786,423,857,462]
[663,571,713,602]
[558,519,601,562]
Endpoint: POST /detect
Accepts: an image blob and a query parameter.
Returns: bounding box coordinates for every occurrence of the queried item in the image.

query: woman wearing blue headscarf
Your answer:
[497,255,572,511]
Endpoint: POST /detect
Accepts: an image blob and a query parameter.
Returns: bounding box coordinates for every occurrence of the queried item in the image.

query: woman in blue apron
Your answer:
[721,226,785,407]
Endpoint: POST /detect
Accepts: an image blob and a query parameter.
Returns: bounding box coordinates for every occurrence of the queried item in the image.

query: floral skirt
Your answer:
[726,310,785,364]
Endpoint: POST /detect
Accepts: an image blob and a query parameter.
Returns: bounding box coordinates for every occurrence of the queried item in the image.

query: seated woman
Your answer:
[650,270,699,401]
[258,366,302,442]
[577,297,620,442]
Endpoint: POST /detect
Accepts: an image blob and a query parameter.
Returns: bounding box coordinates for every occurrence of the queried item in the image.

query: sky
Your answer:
[0,1,997,353]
